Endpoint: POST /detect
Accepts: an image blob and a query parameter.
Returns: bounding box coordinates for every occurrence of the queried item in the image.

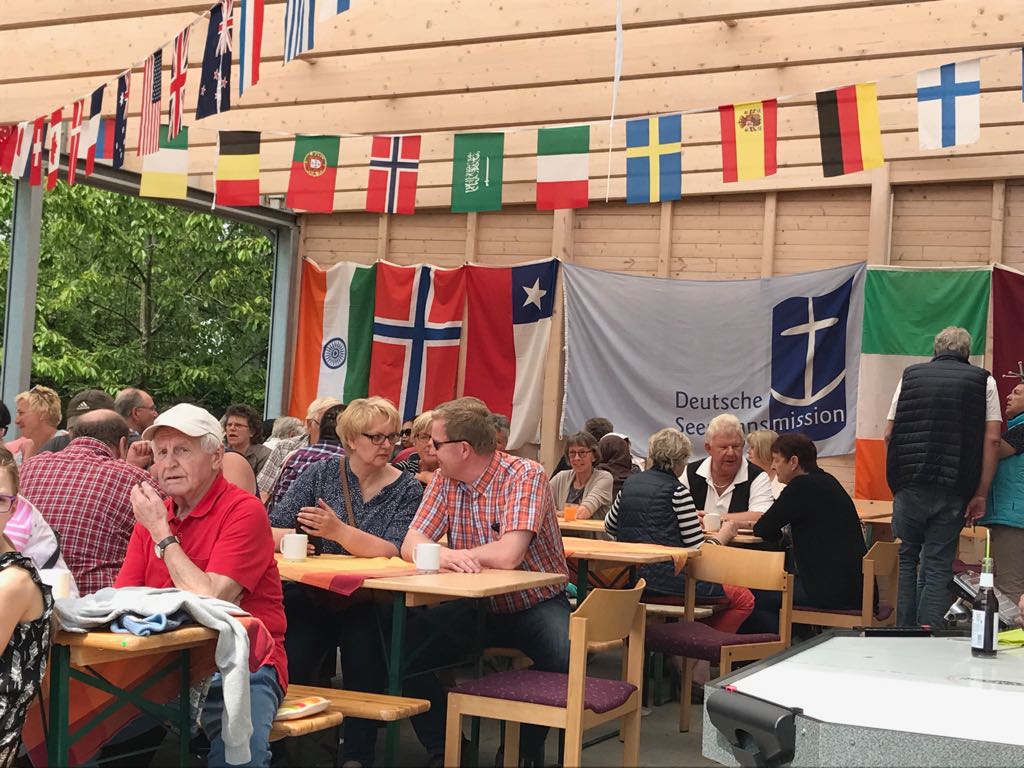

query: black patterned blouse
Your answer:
[0,552,53,768]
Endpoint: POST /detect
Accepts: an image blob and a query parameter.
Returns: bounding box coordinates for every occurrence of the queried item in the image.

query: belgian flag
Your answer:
[215,131,260,206]
[816,83,884,177]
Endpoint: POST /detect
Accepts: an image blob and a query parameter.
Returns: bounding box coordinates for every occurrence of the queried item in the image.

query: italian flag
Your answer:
[854,267,991,500]
[288,260,376,415]
[536,125,589,210]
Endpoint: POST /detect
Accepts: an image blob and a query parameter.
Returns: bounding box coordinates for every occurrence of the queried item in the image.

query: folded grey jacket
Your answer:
[56,586,255,765]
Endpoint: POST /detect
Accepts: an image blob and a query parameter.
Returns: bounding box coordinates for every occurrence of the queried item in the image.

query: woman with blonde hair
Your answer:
[6,386,62,463]
[747,429,785,499]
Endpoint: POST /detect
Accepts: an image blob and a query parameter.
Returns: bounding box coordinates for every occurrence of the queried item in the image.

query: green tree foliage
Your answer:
[0,177,273,415]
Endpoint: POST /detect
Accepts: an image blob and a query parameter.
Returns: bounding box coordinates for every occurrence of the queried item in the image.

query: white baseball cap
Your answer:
[142,403,225,443]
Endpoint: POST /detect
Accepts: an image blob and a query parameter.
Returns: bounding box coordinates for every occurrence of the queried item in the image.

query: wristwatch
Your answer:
[154,535,181,560]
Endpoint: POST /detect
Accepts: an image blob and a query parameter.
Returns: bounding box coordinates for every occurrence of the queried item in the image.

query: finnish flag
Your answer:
[917,59,980,150]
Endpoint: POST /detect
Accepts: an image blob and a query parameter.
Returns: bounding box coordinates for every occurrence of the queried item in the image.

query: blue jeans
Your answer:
[892,485,965,627]
[201,665,283,767]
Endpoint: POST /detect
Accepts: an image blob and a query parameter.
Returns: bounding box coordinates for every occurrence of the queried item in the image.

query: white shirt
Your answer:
[887,375,1001,422]
[679,456,775,516]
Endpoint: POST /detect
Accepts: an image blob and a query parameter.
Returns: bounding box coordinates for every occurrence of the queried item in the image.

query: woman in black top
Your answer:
[744,433,866,634]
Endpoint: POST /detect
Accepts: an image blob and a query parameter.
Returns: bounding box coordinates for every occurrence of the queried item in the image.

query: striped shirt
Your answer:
[411,451,568,614]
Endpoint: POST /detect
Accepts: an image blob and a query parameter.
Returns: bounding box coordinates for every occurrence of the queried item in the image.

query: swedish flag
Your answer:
[625,115,682,204]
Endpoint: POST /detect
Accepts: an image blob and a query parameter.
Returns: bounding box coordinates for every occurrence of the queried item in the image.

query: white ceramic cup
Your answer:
[41,569,72,600]
[282,533,309,561]
[704,511,722,533]
[413,542,442,573]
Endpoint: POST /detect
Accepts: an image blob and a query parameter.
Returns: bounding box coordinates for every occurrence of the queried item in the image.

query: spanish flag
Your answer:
[816,83,884,177]
[719,99,777,182]
[215,131,261,207]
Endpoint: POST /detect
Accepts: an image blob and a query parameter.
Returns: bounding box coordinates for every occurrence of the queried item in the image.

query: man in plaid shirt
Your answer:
[20,409,159,595]
[401,397,569,765]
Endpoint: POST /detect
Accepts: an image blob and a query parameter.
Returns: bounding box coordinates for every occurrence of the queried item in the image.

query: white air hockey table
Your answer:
[702,631,1024,766]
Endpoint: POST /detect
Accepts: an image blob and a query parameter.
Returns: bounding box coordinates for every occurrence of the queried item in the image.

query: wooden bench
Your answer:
[644,604,714,621]
[269,684,430,741]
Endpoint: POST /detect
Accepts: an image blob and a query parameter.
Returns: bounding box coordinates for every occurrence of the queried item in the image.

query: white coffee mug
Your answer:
[41,569,72,600]
[704,511,722,533]
[282,533,309,561]
[413,542,442,573]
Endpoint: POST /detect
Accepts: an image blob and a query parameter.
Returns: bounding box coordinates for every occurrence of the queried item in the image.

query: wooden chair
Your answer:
[443,580,647,768]
[644,546,792,733]
[791,540,899,630]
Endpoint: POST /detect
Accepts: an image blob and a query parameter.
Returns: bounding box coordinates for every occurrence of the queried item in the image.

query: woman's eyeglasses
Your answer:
[0,494,16,513]
[567,449,593,458]
[362,432,402,446]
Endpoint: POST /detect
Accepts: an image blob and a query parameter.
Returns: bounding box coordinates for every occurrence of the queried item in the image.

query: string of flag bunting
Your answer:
[1,1,1022,215]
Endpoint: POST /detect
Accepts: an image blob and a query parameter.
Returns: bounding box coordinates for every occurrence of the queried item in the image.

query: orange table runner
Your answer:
[562,538,691,575]
[275,553,417,595]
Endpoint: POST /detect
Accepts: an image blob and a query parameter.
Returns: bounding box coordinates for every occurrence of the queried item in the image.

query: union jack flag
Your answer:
[168,28,190,139]
[365,135,421,215]
[138,49,163,156]
[67,99,85,185]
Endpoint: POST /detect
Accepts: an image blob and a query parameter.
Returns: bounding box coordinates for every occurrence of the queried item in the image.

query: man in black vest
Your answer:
[682,413,774,527]
[885,326,1002,628]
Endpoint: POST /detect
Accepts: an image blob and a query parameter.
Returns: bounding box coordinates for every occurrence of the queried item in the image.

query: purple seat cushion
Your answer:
[793,602,893,622]
[452,670,637,714]
[645,620,779,662]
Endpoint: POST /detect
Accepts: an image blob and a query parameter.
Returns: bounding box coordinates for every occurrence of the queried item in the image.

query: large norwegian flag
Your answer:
[369,262,466,422]
[463,259,560,450]
[366,135,421,214]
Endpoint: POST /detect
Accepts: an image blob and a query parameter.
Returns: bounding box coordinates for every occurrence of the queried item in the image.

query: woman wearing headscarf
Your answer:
[597,433,638,501]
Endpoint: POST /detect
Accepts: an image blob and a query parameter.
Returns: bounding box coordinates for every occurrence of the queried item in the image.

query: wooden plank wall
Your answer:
[302,176,1019,486]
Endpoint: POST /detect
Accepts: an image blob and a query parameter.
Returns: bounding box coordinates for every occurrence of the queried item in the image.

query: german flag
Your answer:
[816,84,883,177]
[215,131,260,206]
[720,99,777,182]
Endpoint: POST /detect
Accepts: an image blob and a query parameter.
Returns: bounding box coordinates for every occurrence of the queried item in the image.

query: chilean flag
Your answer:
[368,263,465,422]
[463,260,559,450]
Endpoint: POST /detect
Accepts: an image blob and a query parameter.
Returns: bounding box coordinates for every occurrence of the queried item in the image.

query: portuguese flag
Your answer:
[286,134,339,213]
[289,259,376,415]
[215,131,261,206]
[536,125,589,210]
[854,267,990,500]
[816,83,884,178]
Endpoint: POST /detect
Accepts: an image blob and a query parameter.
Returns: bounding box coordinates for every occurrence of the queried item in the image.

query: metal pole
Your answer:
[263,225,299,418]
[1,178,43,428]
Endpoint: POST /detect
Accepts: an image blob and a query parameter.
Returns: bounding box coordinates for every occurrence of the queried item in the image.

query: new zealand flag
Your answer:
[196,1,233,119]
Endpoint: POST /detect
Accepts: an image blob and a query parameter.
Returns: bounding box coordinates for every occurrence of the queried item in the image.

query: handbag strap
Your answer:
[338,457,357,527]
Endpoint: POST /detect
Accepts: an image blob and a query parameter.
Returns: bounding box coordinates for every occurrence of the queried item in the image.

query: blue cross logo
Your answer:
[917,63,980,148]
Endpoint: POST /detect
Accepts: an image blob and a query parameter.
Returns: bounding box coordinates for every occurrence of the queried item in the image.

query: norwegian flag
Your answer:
[168,28,191,139]
[138,49,163,156]
[365,135,422,214]
[47,108,63,191]
[83,85,105,175]
[67,99,85,185]
[28,117,46,187]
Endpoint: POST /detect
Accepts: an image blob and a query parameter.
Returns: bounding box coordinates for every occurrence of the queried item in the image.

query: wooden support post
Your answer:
[376,214,391,261]
[867,163,891,265]
[990,180,1006,265]
[465,211,479,262]
[657,201,673,277]
[540,210,575,471]
[761,191,777,278]
[456,213,478,397]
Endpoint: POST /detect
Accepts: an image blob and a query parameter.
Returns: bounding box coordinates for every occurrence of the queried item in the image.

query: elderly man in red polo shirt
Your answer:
[401,396,569,767]
[115,403,288,768]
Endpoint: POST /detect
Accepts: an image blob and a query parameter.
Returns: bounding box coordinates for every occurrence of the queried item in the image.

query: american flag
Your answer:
[168,28,190,139]
[67,99,85,185]
[138,49,163,156]
[366,135,422,215]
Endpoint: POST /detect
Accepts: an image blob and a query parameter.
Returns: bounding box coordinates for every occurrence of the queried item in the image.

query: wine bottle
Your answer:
[971,557,998,658]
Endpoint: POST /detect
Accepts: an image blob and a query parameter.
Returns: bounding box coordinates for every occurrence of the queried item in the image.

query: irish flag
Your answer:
[288,260,376,416]
[854,267,991,499]
[139,125,188,200]
[536,125,589,210]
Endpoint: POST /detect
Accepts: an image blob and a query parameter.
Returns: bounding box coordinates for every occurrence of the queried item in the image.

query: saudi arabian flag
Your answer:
[451,133,504,212]
[536,125,589,210]
[139,125,188,199]
[288,260,376,415]
[854,267,991,500]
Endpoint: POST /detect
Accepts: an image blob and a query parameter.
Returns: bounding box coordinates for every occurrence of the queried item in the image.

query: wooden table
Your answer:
[45,627,219,767]
[856,499,894,520]
[562,538,694,601]
[276,554,566,762]
[558,517,606,535]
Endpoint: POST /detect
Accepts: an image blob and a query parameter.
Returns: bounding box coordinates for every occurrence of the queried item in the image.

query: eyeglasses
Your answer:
[400,428,412,437]
[362,432,402,446]
[432,438,466,450]
[0,494,16,513]
[567,450,593,458]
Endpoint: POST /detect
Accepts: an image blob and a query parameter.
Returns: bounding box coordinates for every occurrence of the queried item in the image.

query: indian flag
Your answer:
[139,125,188,200]
[854,267,991,499]
[536,125,589,210]
[288,260,376,415]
